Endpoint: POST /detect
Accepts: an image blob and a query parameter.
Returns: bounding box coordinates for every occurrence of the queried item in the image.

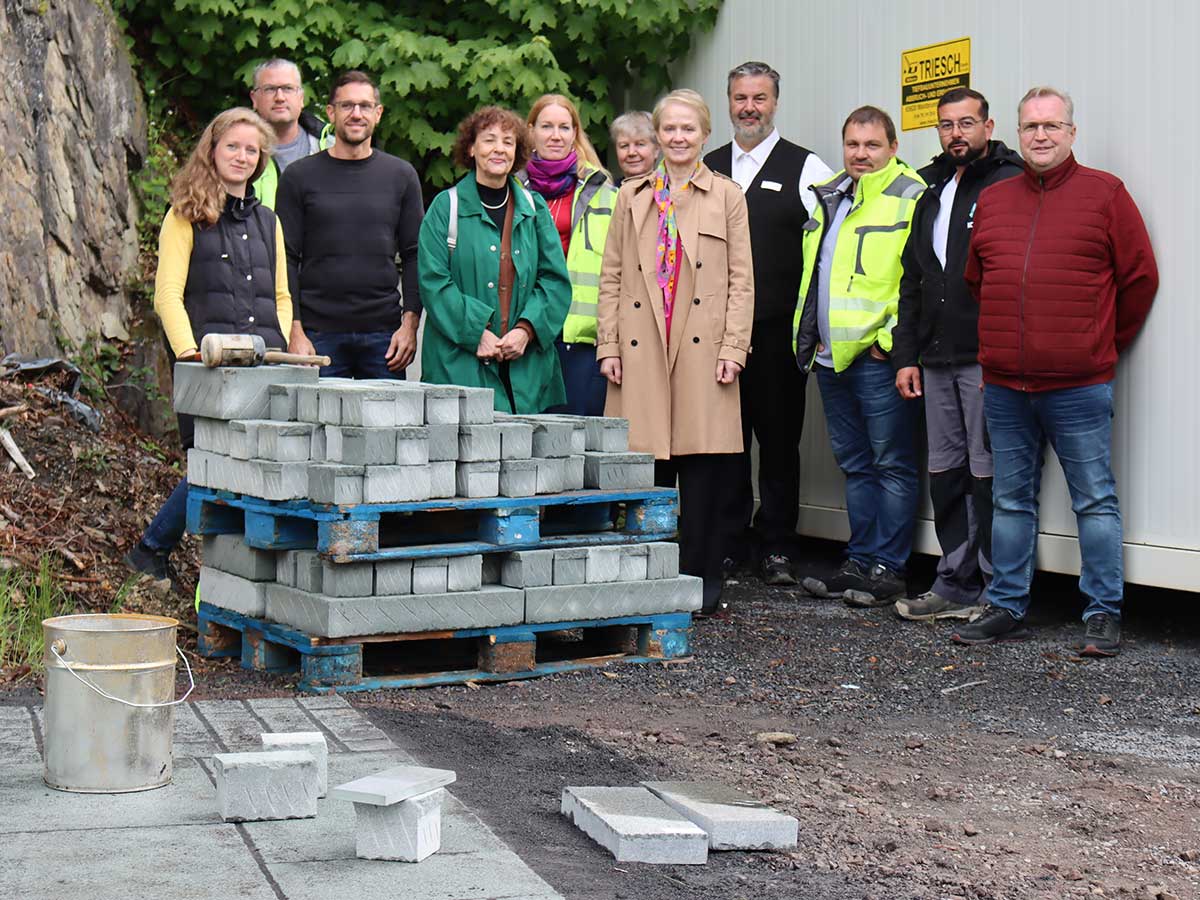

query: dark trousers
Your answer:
[309,330,407,380]
[548,339,607,417]
[140,412,193,555]
[733,316,808,559]
[655,454,742,589]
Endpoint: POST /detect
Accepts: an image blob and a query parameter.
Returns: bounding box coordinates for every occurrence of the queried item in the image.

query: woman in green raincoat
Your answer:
[418,106,572,412]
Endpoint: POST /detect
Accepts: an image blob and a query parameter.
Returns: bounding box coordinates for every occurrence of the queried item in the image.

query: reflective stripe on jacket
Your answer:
[253,122,335,211]
[793,157,925,372]
[560,169,617,345]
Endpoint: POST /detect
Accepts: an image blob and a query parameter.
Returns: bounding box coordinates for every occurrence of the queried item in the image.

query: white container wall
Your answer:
[672,0,1199,590]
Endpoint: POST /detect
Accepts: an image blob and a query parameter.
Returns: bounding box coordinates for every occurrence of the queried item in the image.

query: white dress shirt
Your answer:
[730,128,833,217]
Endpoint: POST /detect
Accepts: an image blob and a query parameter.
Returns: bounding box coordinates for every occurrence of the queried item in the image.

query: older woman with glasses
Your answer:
[597,89,754,616]
[609,111,658,181]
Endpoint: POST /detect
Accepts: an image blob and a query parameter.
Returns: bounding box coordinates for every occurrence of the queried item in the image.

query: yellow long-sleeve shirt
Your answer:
[152,208,293,358]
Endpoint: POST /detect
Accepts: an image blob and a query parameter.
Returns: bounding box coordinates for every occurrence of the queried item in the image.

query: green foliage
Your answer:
[133,95,184,260]
[0,557,76,673]
[113,0,723,188]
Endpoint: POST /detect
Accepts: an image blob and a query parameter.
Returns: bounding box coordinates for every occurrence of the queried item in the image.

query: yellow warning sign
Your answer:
[901,37,971,131]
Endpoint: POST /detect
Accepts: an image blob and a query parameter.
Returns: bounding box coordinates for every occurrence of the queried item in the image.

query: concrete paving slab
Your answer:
[331,765,456,805]
[0,706,40,765]
[194,699,267,752]
[173,362,317,420]
[246,699,328,740]
[524,575,703,623]
[561,786,708,864]
[641,781,799,850]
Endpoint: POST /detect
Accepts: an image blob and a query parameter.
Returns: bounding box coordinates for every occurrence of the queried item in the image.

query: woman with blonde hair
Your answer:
[597,89,754,616]
[523,94,617,416]
[124,107,292,584]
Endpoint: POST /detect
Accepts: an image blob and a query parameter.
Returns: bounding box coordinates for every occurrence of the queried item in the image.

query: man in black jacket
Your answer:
[892,88,1023,621]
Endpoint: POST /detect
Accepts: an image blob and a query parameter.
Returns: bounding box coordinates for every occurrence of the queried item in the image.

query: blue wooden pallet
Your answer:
[187,485,677,560]
[197,602,692,693]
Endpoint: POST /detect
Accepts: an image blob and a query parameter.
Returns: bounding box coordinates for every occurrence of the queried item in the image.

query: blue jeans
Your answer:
[815,356,919,572]
[309,330,406,380]
[142,477,189,553]
[547,339,607,416]
[984,382,1122,621]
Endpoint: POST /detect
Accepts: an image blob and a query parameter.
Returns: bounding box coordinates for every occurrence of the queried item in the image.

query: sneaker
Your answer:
[951,606,1030,644]
[761,554,797,586]
[895,591,982,621]
[1072,613,1121,657]
[802,558,870,598]
[844,564,907,608]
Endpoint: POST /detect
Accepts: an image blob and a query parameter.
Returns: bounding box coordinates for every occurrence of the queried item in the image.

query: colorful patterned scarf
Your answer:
[653,159,698,326]
[526,151,578,199]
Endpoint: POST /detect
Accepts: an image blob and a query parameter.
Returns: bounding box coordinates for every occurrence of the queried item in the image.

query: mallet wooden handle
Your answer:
[263,350,331,367]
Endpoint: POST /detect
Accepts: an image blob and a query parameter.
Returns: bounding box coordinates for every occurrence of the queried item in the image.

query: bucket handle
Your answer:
[49,641,196,709]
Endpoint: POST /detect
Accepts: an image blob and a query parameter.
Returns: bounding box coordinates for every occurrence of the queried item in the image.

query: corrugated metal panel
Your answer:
[673,0,1200,587]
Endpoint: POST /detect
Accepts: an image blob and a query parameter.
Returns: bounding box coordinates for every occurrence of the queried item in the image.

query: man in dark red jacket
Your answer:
[955,86,1158,656]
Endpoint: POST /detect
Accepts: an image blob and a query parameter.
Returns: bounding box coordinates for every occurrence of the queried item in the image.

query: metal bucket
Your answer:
[42,613,193,793]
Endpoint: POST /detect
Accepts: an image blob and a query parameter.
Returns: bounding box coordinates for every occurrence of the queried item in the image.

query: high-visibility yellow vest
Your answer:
[253,122,335,210]
[794,157,925,372]
[561,169,617,345]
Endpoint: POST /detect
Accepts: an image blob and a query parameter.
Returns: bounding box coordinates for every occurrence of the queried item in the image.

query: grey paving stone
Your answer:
[186,448,212,487]
[426,423,459,461]
[420,384,461,425]
[331,766,456,805]
[363,464,432,503]
[294,551,324,592]
[395,426,430,465]
[412,558,449,595]
[585,416,630,452]
[524,575,703,622]
[246,699,327,741]
[194,699,266,752]
[455,461,499,498]
[641,781,799,850]
[252,459,310,501]
[226,420,260,460]
[256,421,314,462]
[269,383,300,421]
[499,458,538,497]
[583,451,656,489]
[326,425,397,465]
[306,708,394,750]
[320,560,375,598]
[214,750,319,822]
[199,566,269,617]
[193,416,231,455]
[374,558,413,595]
[203,534,276,581]
[309,464,365,505]
[564,454,585,491]
[501,549,553,588]
[447,554,483,591]
[262,732,329,798]
[561,786,707,864]
[428,460,456,498]
[585,546,622,583]
[173,362,317,420]
[618,544,650,582]
[524,418,574,458]
[265,583,525,637]
[458,386,495,424]
[497,420,533,459]
[296,384,321,423]
[552,547,588,585]
[534,456,565,494]
[309,424,326,461]
[458,424,501,462]
[647,541,681,579]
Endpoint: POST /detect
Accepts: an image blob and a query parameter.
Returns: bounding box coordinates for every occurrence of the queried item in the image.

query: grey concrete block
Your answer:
[428,460,456,498]
[173,362,317,420]
[447,554,483,592]
[459,387,495,424]
[646,542,680,580]
[323,386,421,428]
[332,766,456,805]
[261,733,329,798]
[213,750,319,823]
[552,547,588,585]
[350,789,444,862]
[583,452,656,489]
[309,464,365,505]
[253,460,310,501]
[265,583,525,637]
[563,454,585,491]
[363,465,432,503]
[199,453,251,494]
[296,385,321,423]
[199,566,269,617]
[374,559,413,595]
[193,417,231,455]
[186,448,212,487]
[618,544,649,582]
[256,421,314,462]
[524,419,574,458]
[202,534,276,581]
[641,781,799,850]
[585,546,622,583]
[481,554,502,585]
[534,456,565,494]
[455,461,499,498]
[498,458,538,498]
[294,551,324,593]
[585,417,630,452]
[309,424,326,461]
[524,575,703,622]
[395,427,430,465]
[420,384,461,426]
[426,423,459,462]
[497,421,533,459]
[501,549,553,588]
[560,786,707,864]
[326,426,396,465]
[275,550,297,587]
[321,560,375,597]
[412,558,449,595]
[458,424,501,462]
[227,420,260,460]
[268,383,300,422]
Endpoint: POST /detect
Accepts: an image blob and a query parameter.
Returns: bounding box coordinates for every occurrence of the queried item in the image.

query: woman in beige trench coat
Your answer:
[596,89,754,615]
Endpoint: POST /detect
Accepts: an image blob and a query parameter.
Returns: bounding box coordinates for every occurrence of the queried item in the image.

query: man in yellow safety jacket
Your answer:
[249,58,335,210]
[792,105,925,608]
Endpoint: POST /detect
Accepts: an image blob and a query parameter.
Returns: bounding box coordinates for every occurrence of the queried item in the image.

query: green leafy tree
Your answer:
[114,0,722,188]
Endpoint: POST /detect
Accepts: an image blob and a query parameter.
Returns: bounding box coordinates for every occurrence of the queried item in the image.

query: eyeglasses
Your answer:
[334,100,378,114]
[254,85,299,96]
[935,117,982,133]
[1018,121,1072,136]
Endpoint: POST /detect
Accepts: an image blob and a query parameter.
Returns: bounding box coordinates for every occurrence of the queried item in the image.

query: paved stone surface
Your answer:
[202,534,276,581]
[561,786,708,864]
[524,575,703,623]
[641,781,799,850]
[0,702,561,899]
[198,566,269,617]
[214,750,319,822]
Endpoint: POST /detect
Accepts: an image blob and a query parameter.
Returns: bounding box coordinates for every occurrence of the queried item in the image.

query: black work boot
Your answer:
[802,558,871,598]
[844,564,906,608]
[951,606,1030,645]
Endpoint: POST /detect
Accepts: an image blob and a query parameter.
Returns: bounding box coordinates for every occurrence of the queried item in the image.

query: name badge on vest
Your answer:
[759,180,783,192]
